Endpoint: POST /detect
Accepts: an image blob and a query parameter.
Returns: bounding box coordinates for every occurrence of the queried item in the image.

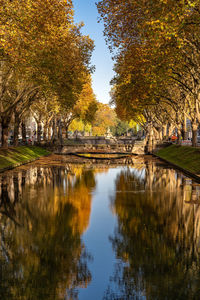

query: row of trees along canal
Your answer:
[0,0,99,148]
[97,0,200,149]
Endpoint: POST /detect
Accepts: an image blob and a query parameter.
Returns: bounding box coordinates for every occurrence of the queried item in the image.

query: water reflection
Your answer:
[0,155,200,299]
[105,163,200,300]
[0,164,96,299]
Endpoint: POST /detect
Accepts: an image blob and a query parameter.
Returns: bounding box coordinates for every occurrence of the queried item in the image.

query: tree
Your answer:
[31,92,60,143]
[110,119,130,136]
[0,0,94,147]
[97,0,200,147]
[62,75,98,138]
[92,103,116,136]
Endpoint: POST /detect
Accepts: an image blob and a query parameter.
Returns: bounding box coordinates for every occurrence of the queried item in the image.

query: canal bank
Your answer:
[0,146,50,172]
[155,144,200,182]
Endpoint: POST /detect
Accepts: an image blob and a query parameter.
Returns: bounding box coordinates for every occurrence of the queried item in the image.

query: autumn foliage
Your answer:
[0,0,95,147]
[97,0,200,147]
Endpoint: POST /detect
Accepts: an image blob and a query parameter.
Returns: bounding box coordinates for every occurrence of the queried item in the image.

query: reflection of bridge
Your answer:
[55,140,146,155]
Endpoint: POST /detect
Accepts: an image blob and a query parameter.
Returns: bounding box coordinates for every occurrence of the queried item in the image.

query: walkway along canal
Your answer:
[0,154,200,299]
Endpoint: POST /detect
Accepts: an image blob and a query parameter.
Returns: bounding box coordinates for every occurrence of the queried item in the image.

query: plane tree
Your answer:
[0,0,94,147]
[97,0,200,147]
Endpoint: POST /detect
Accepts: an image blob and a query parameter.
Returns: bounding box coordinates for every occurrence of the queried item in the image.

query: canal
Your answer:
[0,154,200,300]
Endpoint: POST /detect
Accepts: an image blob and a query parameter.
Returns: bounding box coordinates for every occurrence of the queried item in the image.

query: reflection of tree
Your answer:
[0,174,21,225]
[105,161,200,300]
[0,165,96,299]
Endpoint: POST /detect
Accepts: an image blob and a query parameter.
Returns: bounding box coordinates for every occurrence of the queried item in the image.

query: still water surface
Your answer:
[0,155,200,299]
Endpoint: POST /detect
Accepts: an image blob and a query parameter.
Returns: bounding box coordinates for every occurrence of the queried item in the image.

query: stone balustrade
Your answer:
[53,139,146,155]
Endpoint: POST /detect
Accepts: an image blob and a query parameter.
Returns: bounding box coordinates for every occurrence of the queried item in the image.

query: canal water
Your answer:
[0,154,200,300]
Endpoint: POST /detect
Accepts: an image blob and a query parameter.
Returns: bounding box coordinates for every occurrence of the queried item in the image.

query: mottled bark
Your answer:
[21,121,27,144]
[162,125,167,139]
[1,117,9,148]
[192,122,198,147]
[43,124,48,142]
[147,123,154,153]
[51,117,58,142]
[176,123,182,144]
[58,119,63,145]
[37,121,42,143]
[168,124,174,137]
[177,129,182,145]
[65,126,69,139]
[13,112,20,147]
[158,128,163,141]
[181,116,187,140]
[47,126,52,141]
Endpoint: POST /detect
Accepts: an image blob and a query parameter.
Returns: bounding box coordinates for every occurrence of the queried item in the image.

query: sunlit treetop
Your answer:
[97,0,200,53]
[0,0,94,108]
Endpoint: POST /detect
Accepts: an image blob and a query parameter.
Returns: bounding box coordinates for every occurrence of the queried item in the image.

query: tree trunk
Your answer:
[47,126,52,141]
[57,123,60,140]
[158,128,163,141]
[162,125,167,139]
[13,112,20,147]
[51,117,58,143]
[21,121,27,145]
[1,118,9,148]
[147,123,154,153]
[37,121,42,143]
[177,129,182,145]
[61,122,66,142]
[43,124,48,142]
[181,116,187,140]
[58,119,63,145]
[175,121,182,145]
[65,125,69,139]
[154,129,159,142]
[192,122,198,147]
[168,123,174,138]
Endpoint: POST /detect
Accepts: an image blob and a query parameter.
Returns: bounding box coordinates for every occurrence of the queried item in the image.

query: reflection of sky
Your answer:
[78,168,119,299]
[3,159,200,299]
[78,163,200,299]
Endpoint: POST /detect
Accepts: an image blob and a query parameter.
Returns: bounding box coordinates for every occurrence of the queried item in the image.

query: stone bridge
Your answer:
[54,140,146,155]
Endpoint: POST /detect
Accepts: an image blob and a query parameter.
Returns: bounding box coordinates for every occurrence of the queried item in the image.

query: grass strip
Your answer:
[0,146,50,171]
[157,145,200,174]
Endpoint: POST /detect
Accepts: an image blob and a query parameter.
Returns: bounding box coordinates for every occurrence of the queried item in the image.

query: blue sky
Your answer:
[73,0,114,104]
